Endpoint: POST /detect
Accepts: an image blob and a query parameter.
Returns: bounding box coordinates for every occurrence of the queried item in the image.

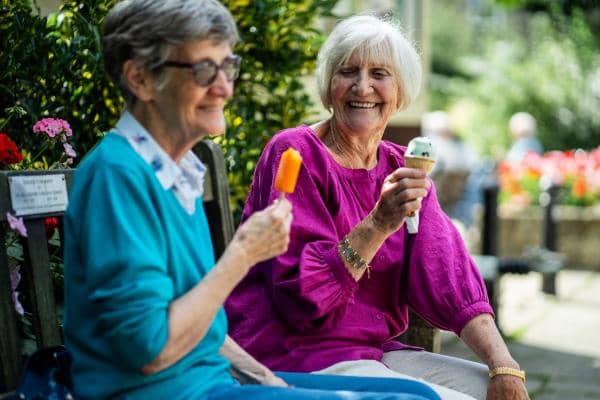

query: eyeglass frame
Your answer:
[158,54,242,86]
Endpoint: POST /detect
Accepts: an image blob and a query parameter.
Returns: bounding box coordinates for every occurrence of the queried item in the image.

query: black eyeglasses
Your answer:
[160,55,241,86]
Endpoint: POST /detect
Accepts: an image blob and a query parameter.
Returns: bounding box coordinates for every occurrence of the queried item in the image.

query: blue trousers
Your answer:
[206,372,440,400]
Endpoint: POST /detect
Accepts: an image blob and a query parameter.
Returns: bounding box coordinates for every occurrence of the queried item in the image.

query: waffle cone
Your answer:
[405,156,436,174]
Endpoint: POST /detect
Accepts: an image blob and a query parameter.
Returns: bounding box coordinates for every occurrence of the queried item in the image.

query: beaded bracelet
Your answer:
[338,236,371,278]
[488,367,526,383]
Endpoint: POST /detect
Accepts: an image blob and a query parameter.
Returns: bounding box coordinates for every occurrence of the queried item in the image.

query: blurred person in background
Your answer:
[505,112,543,164]
[422,111,480,227]
[422,111,477,176]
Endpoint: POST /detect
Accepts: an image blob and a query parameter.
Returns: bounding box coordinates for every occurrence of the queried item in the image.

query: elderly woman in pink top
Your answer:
[226,15,529,400]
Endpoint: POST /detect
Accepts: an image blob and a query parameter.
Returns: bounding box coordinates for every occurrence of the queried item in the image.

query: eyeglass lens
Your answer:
[193,56,240,85]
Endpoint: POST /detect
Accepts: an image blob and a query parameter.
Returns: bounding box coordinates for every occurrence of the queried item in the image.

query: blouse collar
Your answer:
[113,111,206,214]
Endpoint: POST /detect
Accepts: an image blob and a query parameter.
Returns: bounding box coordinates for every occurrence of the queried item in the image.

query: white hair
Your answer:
[316,14,422,111]
[509,112,537,138]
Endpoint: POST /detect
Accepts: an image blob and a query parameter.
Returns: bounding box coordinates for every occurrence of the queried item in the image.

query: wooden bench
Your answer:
[0,139,437,394]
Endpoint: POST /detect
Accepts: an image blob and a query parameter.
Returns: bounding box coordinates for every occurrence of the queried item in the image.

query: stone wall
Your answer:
[497,205,600,271]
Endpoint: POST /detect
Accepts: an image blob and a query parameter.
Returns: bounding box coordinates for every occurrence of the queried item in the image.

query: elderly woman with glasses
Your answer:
[62,1,441,400]
[226,15,529,400]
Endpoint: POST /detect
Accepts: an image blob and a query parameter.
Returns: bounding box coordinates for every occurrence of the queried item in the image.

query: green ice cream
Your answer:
[405,137,436,174]
[406,136,436,160]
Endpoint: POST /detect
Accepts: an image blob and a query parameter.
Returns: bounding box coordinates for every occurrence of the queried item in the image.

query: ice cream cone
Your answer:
[404,137,437,232]
[405,156,436,175]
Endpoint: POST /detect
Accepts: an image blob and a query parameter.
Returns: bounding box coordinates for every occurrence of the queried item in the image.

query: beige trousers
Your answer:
[313,351,489,400]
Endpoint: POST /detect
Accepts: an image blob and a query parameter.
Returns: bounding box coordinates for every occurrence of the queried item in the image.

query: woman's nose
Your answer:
[209,69,234,98]
[352,71,373,95]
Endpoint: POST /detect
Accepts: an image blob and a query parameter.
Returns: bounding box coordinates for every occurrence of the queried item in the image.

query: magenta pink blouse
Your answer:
[225,126,493,372]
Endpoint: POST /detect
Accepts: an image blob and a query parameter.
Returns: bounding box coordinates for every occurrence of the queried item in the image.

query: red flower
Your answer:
[0,134,23,165]
[44,217,60,239]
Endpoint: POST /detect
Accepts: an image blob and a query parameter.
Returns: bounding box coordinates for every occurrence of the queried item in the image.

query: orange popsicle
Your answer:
[274,147,303,194]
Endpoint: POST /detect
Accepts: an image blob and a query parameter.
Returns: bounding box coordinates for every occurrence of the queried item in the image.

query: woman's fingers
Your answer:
[234,198,293,266]
[385,167,428,183]
[391,186,429,203]
[372,168,431,234]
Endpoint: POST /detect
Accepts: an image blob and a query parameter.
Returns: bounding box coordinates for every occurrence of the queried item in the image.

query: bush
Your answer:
[1,0,337,221]
[220,0,336,219]
[0,0,123,161]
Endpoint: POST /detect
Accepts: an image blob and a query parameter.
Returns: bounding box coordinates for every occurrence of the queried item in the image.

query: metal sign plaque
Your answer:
[9,174,69,216]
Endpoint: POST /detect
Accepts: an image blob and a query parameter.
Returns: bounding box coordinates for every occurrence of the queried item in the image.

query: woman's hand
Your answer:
[370,167,429,235]
[262,371,289,387]
[231,198,293,269]
[221,336,289,387]
[460,314,530,400]
[487,375,529,400]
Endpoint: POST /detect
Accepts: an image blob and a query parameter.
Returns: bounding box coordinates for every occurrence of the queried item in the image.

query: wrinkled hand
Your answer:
[487,375,530,400]
[232,198,293,268]
[370,168,429,235]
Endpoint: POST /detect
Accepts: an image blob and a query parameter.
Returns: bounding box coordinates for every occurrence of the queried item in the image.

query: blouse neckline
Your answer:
[300,124,390,180]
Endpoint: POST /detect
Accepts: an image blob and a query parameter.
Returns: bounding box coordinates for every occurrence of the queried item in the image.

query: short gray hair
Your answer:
[102,0,239,106]
[316,15,422,111]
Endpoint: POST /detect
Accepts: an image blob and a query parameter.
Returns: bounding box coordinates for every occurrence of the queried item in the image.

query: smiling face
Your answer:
[329,50,399,140]
[150,39,235,144]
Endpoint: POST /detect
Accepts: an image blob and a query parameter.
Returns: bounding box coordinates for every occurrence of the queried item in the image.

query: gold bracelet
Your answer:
[489,367,526,383]
[338,236,371,278]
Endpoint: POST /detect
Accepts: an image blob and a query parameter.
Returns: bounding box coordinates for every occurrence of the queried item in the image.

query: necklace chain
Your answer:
[329,118,358,169]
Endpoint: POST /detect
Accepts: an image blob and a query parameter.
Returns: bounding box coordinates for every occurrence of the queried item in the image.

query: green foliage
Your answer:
[220,0,337,219]
[429,1,600,158]
[1,0,337,221]
[0,0,123,161]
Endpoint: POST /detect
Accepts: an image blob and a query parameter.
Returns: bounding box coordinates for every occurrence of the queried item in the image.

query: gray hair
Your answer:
[509,112,537,138]
[102,0,239,106]
[316,15,422,111]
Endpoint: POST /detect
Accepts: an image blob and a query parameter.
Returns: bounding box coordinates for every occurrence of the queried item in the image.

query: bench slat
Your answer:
[0,229,22,391]
[22,219,62,348]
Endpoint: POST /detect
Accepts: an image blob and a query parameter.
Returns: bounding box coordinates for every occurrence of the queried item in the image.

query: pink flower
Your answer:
[6,212,28,237]
[9,264,24,316]
[32,118,72,139]
[63,142,77,158]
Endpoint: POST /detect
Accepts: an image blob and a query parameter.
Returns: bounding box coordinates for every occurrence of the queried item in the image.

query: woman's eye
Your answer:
[338,68,355,75]
[372,69,390,78]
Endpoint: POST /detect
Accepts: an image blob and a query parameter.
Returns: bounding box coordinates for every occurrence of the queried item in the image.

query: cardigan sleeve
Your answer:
[243,131,359,333]
[403,183,495,336]
[78,166,172,370]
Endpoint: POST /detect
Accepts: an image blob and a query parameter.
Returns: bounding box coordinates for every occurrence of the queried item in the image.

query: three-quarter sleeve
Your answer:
[404,183,494,336]
[243,132,358,332]
[78,167,173,370]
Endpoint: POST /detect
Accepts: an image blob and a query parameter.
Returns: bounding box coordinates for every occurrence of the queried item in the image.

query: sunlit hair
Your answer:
[102,0,239,107]
[509,112,537,138]
[316,14,422,112]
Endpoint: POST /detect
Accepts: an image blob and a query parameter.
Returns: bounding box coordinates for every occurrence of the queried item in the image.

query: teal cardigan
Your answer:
[63,134,233,399]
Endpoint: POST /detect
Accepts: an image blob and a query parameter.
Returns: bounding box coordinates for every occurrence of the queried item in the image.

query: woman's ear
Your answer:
[122,60,155,103]
[395,89,403,110]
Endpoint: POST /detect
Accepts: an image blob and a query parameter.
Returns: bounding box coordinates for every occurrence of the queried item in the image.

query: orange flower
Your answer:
[571,176,587,198]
